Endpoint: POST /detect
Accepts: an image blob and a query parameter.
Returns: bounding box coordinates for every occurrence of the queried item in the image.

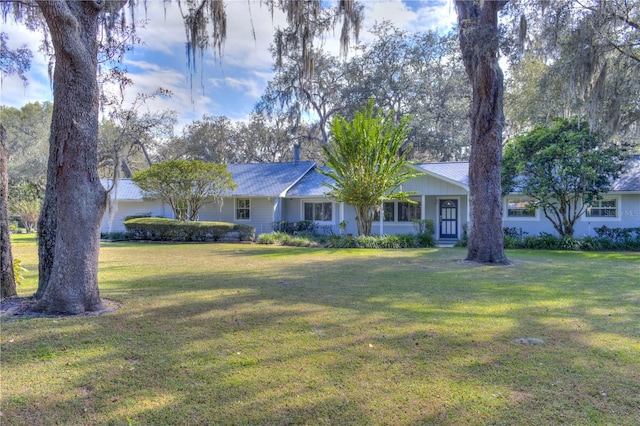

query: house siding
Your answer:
[100,161,639,240]
[402,174,468,196]
[198,197,276,235]
[101,199,169,233]
[502,193,640,237]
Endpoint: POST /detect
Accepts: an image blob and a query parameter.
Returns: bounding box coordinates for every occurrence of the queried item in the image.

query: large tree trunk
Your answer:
[34,1,112,314]
[1,124,17,298]
[456,0,509,264]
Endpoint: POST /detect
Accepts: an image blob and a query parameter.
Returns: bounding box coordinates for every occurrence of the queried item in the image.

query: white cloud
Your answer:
[1,19,52,107]
[1,1,456,130]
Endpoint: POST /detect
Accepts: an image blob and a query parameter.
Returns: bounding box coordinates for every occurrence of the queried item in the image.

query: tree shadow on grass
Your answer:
[2,247,639,424]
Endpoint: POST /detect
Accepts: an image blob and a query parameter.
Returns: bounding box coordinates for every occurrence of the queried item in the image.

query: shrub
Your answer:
[324,235,359,248]
[503,235,520,249]
[522,233,561,250]
[234,224,256,241]
[13,259,26,285]
[412,219,434,235]
[416,232,435,248]
[124,217,255,242]
[560,236,581,251]
[257,232,288,245]
[123,213,152,221]
[454,223,469,247]
[256,231,318,247]
[272,220,318,235]
[594,226,640,243]
[100,231,128,240]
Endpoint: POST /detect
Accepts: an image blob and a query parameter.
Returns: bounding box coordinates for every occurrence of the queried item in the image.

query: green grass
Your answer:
[2,234,639,425]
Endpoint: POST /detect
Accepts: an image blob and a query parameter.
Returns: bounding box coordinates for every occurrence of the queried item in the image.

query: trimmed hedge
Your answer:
[124,217,255,242]
[257,232,436,249]
[456,226,640,251]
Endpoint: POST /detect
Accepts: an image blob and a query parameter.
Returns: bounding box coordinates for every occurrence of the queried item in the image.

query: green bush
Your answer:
[323,234,426,249]
[412,219,434,235]
[594,226,640,243]
[322,235,357,248]
[100,231,128,240]
[272,220,318,235]
[416,232,435,248]
[124,217,255,242]
[13,258,26,285]
[123,213,152,221]
[256,231,318,247]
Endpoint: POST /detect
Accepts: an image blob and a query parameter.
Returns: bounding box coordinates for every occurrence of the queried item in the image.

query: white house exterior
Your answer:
[101,156,640,241]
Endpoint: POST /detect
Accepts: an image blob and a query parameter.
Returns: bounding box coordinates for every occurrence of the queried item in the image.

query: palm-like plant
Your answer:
[321,98,422,236]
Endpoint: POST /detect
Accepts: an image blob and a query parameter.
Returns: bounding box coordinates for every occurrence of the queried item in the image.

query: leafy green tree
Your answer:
[504,0,640,147]
[132,160,236,222]
[2,0,360,314]
[98,91,176,179]
[9,197,40,233]
[502,118,626,237]
[342,22,470,162]
[0,102,52,189]
[320,98,422,236]
[1,29,33,298]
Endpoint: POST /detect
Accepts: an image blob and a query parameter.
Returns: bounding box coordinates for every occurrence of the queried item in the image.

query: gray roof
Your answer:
[414,162,469,187]
[102,179,145,201]
[287,166,334,197]
[225,161,315,196]
[102,156,638,201]
[104,161,316,200]
[612,155,640,192]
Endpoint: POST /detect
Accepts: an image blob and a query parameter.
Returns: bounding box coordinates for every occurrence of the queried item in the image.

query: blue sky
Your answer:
[1,1,456,132]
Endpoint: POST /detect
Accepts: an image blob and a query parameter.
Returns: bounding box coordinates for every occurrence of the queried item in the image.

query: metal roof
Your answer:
[612,155,640,192]
[102,179,145,201]
[103,161,316,200]
[414,162,469,187]
[225,161,316,196]
[102,156,639,201]
[286,166,334,197]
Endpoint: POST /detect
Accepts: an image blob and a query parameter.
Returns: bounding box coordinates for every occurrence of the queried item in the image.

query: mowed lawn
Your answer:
[2,235,639,425]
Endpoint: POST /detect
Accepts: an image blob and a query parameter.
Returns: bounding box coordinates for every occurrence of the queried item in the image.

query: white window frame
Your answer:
[302,200,334,223]
[397,198,422,222]
[503,196,539,221]
[373,198,423,224]
[373,202,395,222]
[235,198,251,221]
[583,196,621,222]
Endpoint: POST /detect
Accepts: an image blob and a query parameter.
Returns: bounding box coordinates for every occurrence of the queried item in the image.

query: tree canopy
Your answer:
[0,0,362,314]
[132,159,236,222]
[502,118,626,237]
[504,0,640,146]
[320,98,421,236]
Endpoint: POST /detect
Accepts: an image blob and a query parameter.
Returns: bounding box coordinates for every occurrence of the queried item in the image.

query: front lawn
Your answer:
[2,235,639,425]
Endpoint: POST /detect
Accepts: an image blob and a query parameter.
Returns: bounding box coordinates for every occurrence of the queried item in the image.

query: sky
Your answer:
[1,0,457,133]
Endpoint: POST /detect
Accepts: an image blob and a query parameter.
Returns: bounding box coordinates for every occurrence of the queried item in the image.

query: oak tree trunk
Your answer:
[34,1,112,313]
[1,124,17,298]
[456,0,509,264]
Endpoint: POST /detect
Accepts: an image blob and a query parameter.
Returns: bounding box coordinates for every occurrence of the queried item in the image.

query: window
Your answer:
[586,198,618,218]
[236,198,250,220]
[398,200,421,222]
[304,202,332,221]
[374,202,395,222]
[505,197,537,218]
